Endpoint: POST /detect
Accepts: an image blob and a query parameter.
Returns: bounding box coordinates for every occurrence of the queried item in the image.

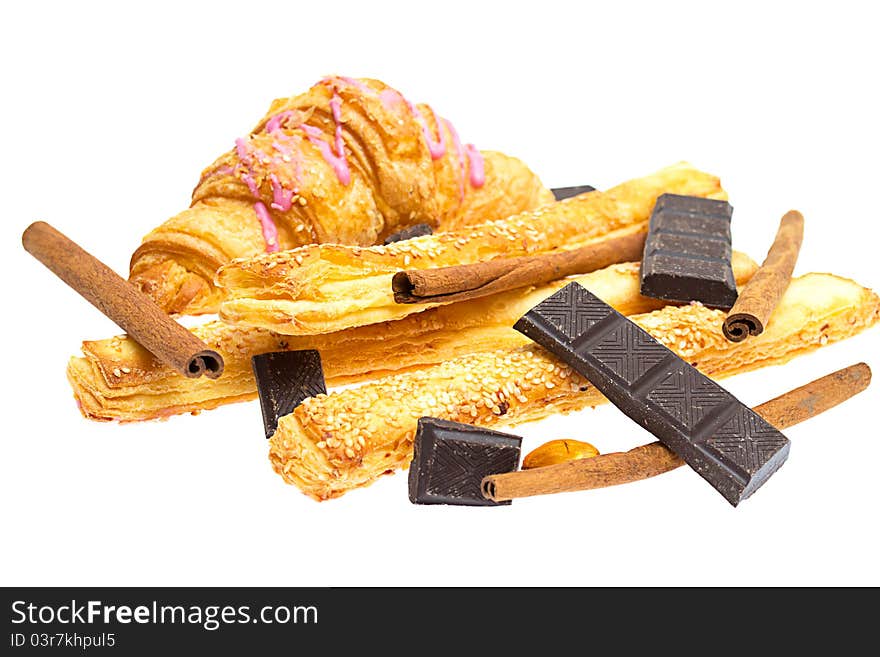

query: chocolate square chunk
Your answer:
[383,223,433,245]
[251,350,326,439]
[408,418,522,506]
[551,184,596,201]
[514,282,790,506]
[639,193,738,310]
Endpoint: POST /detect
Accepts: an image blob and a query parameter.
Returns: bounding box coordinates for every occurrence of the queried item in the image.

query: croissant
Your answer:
[268,272,880,500]
[129,76,553,315]
[67,254,758,421]
[217,162,726,335]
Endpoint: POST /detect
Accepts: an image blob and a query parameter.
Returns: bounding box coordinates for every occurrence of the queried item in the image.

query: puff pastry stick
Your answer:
[67,254,757,422]
[268,273,880,500]
[217,162,727,335]
[129,75,553,315]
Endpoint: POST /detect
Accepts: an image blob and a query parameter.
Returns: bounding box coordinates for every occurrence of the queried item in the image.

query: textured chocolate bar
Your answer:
[251,350,326,439]
[514,283,790,505]
[639,193,738,309]
[408,418,522,506]
[551,184,596,201]
[383,223,433,244]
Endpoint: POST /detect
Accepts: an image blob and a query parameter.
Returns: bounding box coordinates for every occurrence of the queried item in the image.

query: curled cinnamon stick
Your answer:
[22,221,223,379]
[482,362,870,502]
[723,210,804,342]
[392,228,647,305]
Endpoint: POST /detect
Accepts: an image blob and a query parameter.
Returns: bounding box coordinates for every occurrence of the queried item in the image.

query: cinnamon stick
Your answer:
[22,221,223,379]
[392,228,647,305]
[482,362,870,502]
[723,210,804,342]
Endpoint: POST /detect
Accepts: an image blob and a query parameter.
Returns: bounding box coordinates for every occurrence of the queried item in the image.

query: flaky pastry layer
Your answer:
[268,273,880,500]
[66,254,757,422]
[217,162,727,335]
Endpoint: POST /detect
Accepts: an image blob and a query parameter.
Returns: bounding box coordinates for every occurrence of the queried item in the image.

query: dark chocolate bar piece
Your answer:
[514,283,789,505]
[551,184,596,201]
[639,193,738,310]
[408,417,522,506]
[251,350,326,439]
[383,223,433,245]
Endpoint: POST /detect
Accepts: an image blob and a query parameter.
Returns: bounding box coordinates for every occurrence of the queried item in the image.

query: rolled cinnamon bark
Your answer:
[392,228,647,305]
[482,362,871,501]
[723,210,804,342]
[22,221,223,379]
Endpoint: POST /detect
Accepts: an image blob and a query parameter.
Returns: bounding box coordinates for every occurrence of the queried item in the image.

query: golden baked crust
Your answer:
[129,76,553,315]
[67,254,757,422]
[217,162,727,335]
[268,273,880,500]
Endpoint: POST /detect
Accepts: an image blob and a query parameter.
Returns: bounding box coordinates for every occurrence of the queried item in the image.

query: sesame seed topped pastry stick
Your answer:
[268,273,880,500]
[216,162,727,335]
[67,253,758,422]
[128,75,553,315]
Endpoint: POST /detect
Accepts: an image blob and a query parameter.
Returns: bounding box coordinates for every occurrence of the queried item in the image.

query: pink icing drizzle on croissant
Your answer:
[465,143,485,187]
[253,201,280,253]
[269,173,294,212]
[300,124,351,186]
[234,138,281,249]
[379,88,404,109]
[407,102,447,160]
[227,77,489,252]
[266,110,297,134]
[265,87,351,186]
[335,76,374,95]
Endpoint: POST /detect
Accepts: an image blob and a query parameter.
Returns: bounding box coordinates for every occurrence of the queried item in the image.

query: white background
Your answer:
[2,1,878,586]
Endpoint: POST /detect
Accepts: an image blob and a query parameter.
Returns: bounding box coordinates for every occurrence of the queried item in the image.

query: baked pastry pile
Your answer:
[59,77,880,502]
[67,253,758,421]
